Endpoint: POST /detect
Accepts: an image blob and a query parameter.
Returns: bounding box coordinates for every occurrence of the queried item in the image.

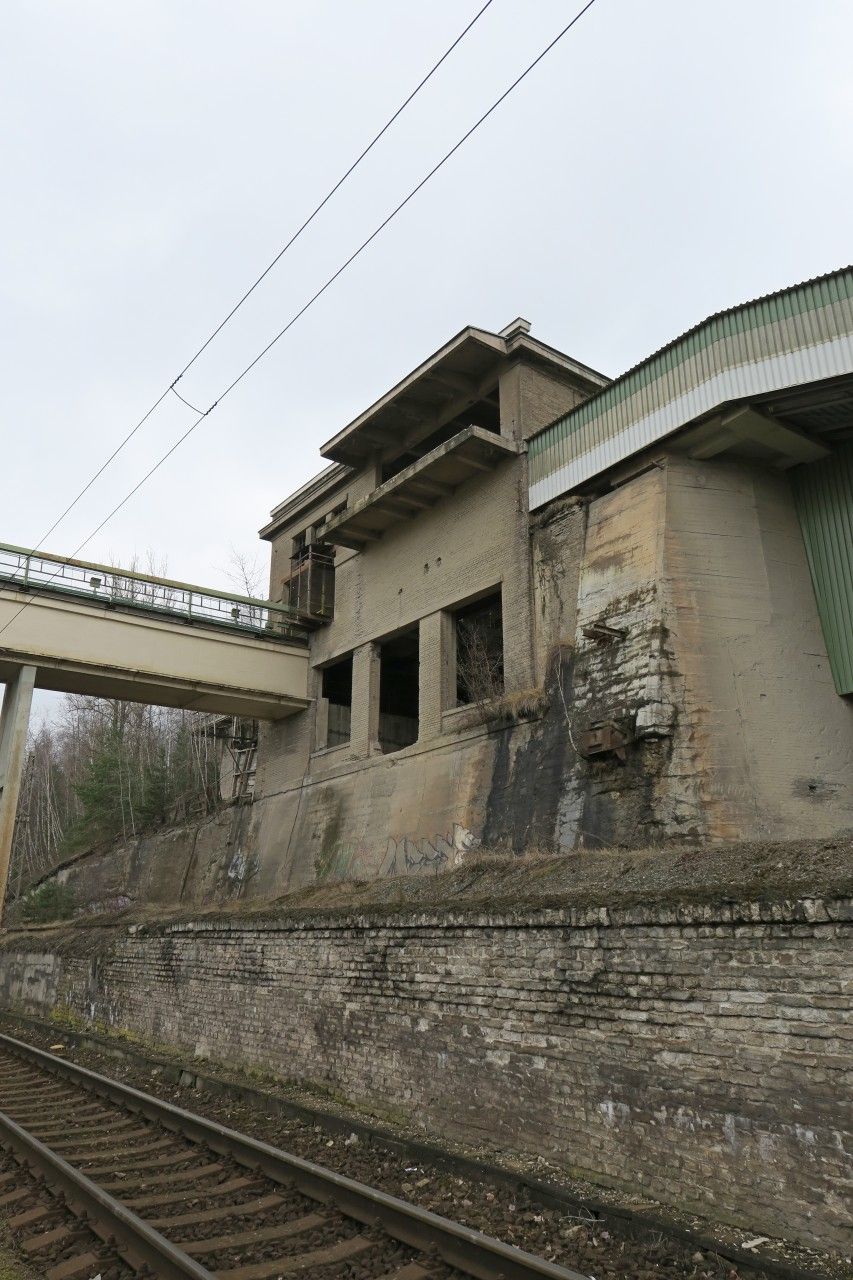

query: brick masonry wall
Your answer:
[0,894,849,1252]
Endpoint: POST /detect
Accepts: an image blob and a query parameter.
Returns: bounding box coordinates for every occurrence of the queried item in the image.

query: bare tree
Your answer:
[222,546,266,630]
[224,546,265,598]
[9,693,221,900]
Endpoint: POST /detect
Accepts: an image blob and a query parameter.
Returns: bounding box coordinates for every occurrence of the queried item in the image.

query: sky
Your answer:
[2,0,853,725]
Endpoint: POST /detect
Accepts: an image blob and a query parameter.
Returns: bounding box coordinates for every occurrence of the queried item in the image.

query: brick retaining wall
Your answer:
[0,896,849,1251]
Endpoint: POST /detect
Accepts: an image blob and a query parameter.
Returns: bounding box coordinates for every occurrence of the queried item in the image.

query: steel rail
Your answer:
[0,1031,589,1280]
[0,540,301,620]
[0,1105,214,1279]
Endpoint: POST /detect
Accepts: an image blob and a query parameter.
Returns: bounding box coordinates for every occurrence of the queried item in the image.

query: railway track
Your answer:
[0,1032,590,1280]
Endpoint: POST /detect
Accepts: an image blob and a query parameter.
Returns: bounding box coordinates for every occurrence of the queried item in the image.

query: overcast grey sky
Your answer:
[3,0,852,601]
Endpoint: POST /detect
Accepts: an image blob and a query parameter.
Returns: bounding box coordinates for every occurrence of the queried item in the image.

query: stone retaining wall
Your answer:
[0,894,849,1252]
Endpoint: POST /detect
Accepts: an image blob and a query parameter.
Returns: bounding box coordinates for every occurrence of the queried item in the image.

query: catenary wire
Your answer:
[0,0,599,641]
[13,0,498,564]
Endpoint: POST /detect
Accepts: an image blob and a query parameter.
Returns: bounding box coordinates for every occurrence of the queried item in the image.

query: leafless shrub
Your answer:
[456,613,504,708]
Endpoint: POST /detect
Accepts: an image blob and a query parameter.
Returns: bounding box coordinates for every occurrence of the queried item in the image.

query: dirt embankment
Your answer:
[5,835,851,937]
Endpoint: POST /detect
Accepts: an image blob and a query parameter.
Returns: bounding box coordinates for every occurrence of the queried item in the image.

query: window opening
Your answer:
[321,654,353,747]
[292,529,308,563]
[455,590,504,706]
[378,626,420,752]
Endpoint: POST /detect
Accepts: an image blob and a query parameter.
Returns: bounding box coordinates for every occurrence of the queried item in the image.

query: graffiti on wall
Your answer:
[378,823,480,876]
[317,822,480,882]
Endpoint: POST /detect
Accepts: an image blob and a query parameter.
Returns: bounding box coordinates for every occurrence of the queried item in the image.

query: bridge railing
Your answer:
[0,542,308,643]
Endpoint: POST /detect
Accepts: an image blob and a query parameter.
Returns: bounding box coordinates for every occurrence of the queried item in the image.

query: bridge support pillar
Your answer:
[0,665,36,918]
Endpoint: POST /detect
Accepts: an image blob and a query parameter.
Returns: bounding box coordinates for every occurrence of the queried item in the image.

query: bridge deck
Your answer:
[0,543,311,720]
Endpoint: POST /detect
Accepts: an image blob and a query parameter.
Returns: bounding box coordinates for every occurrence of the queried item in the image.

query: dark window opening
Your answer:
[321,653,352,746]
[380,394,500,484]
[455,590,504,706]
[378,627,419,752]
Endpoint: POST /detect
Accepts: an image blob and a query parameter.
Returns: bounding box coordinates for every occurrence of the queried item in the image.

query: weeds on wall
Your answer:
[456,610,549,725]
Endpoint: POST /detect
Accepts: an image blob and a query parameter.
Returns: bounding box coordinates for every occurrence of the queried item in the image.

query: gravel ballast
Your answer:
[0,1014,848,1280]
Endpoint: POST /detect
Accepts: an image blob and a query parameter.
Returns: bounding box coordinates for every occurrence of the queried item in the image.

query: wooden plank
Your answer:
[218,1235,374,1280]
[147,1191,283,1231]
[47,1252,102,1280]
[100,1160,223,1194]
[183,1212,328,1256]
[126,1173,251,1211]
[21,1223,74,1254]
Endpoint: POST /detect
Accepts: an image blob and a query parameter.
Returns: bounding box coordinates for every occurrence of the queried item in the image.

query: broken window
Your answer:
[378,627,419,752]
[454,590,504,706]
[321,653,353,747]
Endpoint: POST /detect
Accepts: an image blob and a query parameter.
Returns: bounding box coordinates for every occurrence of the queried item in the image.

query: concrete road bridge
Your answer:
[0,542,311,904]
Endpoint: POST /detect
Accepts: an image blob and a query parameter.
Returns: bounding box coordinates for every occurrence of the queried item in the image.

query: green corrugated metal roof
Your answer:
[792,441,853,697]
[529,266,853,461]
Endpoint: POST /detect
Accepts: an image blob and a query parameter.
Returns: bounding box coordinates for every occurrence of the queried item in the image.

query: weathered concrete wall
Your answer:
[663,454,853,839]
[23,451,853,911]
[1,891,849,1252]
[506,455,853,851]
[256,436,539,892]
[14,808,251,918]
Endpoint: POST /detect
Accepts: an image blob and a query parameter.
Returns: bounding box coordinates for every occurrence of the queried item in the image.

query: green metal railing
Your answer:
[0,541,308,644]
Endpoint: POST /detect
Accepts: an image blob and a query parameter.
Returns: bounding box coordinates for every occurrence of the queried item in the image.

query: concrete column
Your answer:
[350,642,381,757]
[314,691,330,752]
[0,665,36,915]
[419,611,452,739]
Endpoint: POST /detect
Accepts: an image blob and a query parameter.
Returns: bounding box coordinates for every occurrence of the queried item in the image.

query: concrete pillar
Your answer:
[314,690,330,752]
[351,642,381,757]
[419,611,452,739]
[0,665,36,915]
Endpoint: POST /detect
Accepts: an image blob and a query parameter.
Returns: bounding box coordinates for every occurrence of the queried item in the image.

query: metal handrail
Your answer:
[0,541,306,642]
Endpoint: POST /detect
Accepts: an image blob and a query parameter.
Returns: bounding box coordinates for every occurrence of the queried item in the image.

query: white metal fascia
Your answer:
[529,331,853,509]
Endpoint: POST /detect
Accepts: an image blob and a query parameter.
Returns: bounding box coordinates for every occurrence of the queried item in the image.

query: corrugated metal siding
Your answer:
[792,441,853,697]
[529,268,853,507]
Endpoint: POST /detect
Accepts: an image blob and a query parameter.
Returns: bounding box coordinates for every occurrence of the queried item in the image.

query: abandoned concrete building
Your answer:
[2,269,852,906]
[234,267,853,894]
[2,273,851,1262]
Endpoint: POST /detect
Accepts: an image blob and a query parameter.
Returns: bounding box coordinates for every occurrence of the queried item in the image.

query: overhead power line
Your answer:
[0,0,599,642]
[19,0,498,561]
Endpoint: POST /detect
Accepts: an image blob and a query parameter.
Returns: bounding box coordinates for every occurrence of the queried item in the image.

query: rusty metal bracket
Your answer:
[582,620,627,644]
[580,720,630,763]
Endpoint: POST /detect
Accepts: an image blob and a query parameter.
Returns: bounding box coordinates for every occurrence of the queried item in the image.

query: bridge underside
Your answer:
[0,650,308,720]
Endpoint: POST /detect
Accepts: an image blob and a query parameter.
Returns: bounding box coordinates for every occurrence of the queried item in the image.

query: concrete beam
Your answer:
[0,664,36,917]
[394,371,500,456]
[688,428,738,460]
[721,407,831,463]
